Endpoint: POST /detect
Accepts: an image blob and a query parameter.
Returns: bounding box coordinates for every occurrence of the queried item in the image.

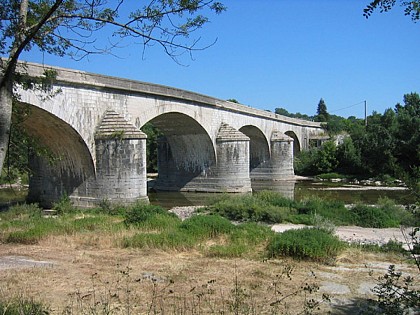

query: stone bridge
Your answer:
[14,61,325,207]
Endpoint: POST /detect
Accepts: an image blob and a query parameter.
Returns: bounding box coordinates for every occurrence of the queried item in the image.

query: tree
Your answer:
[0,0,225,174]
[274,107,291,117]
[364,0,420,21]
[314,140,338,173]
[314,98,329,122]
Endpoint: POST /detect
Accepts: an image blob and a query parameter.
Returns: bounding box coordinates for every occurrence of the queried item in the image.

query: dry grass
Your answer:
[1,230,418,314]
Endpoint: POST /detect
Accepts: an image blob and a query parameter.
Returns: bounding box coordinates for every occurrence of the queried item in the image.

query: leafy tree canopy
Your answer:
[314,98,329,122]
[364,0,420,21]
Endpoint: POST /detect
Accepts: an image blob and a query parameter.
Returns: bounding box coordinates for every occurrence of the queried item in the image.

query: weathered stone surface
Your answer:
[14,61,326,206]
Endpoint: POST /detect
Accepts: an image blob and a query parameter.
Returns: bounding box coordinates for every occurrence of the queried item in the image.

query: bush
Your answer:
[351,204,398,228]
[53,194,76,215]
[267,227,344,262]
[205,194,289,224]
[124,203,175,226]
[294,197,353,226]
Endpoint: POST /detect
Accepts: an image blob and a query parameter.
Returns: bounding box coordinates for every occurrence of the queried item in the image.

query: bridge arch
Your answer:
[238,125,270,171]
[142,112,216,191]
[17,103,95,206]
[285,131,300,155]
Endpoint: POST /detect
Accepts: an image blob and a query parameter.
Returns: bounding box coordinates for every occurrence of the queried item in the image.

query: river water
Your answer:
[0,180,414,210]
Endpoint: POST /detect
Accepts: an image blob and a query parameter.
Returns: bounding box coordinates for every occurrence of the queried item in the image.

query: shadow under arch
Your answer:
[285,131,300,156]
[16,103,95,207]
[239,125,270,171]
[142,112,216,191]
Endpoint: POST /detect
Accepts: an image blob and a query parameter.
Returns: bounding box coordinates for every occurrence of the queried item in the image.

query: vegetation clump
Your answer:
[204,192,419,228]
[267,227,344,262]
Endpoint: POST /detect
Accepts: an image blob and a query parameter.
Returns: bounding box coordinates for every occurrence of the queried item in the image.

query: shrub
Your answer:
[295,197,352,226]
[53,194,76,215]
[351,204,398,228]
[267,227,344,262]
[124,203,175,226]
[381,239,406,254]
[205,194,288,223]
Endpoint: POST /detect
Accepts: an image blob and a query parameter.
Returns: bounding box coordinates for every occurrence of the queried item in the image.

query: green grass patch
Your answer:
[267,227,345,262]
[204,192,418,228]
[349,198,413,228]
[121,229,196,250]
[180,214,233,239]
[0,203,123,244]
[205,222,274,258]
[0,297,49,315]
[124,203,176,226]
[204,194,290,223]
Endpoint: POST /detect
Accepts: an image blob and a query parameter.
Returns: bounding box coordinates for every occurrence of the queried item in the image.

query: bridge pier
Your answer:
[250,131,294,181]
[28,110,149,207]
[212,123,252,192]
[154,123,251,193]
[83,110,149,205]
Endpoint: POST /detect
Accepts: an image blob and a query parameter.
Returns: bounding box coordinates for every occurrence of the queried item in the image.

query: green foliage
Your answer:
[350,199,410,228]
[314,141,338,173]
[204,194,289,223]
[291,92,420,202]
[124,203,175,226]
[180,214,233,239]
[0,203,122,244]
[254,190,295,208]
[205,192,416,228]
[267,228,344,262]
[140,122,163,173]
[274,107,314,121]
[295,197,352,226]
[52,194,75,215]
[364,0,420,22]
[314,98,329,122]
[0,297,49,315]
[205,222,274,258]
[1,1,226,62]
[122,229,196,250]
[336,137,362,174]
[0,203,42,221]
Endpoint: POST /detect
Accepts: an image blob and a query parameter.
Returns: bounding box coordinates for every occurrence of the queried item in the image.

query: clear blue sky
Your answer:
[20,0,420,118]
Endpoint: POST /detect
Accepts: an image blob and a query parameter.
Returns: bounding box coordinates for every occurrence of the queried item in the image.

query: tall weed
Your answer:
[267,227,344,262]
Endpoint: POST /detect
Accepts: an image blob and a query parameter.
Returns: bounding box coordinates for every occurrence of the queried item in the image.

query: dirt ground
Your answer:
[0,225,418,314]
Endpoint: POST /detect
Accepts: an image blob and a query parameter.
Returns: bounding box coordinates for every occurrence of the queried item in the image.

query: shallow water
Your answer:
[149,180,415,209]
[0,180,415,210]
